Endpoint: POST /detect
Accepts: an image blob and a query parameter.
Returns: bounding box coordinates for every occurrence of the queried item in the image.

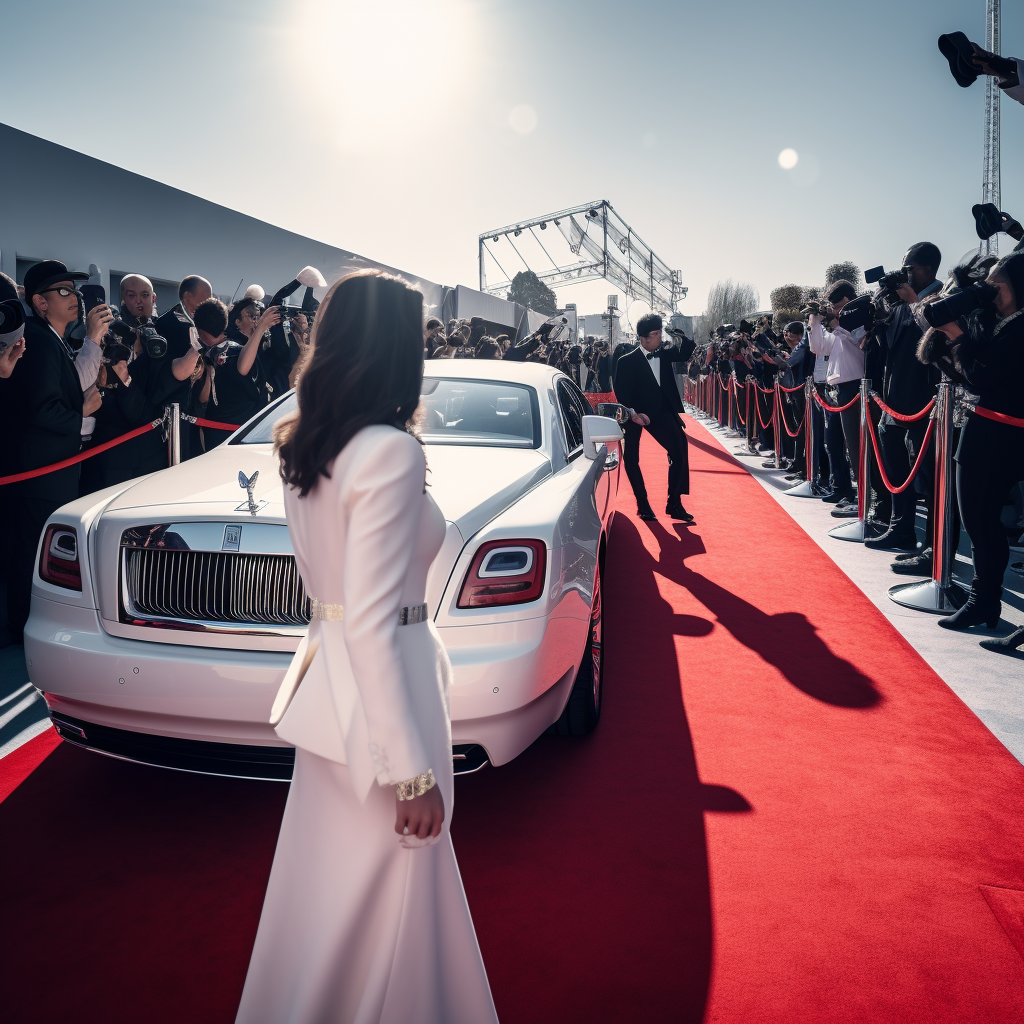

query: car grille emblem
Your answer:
[237,470,261,516]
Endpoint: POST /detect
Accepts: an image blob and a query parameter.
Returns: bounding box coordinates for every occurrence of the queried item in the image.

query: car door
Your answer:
[558,378,617,522]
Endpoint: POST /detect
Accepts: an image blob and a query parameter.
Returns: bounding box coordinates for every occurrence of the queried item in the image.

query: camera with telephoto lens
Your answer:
[921,281,999,330]
[865,265,910,303]
[837,294,878,333]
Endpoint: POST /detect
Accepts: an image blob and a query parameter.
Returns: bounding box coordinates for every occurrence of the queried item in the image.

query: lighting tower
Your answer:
[982,0,1000,256]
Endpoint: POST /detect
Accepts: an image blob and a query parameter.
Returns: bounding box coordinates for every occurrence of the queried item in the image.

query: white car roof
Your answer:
[422,360,562,388]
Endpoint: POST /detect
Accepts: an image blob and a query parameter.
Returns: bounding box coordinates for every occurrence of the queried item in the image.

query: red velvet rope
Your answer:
[754,381,775,395]
[779,395,804,438]
[778,381,804,393]
[187,415,242,431]
[0,419,163,487]
[972,405,1024,429]
[731,377,747,427]
[869,392,935,423]
[755,389,775,429]
[812,390,860,414]
[865,407,936,495]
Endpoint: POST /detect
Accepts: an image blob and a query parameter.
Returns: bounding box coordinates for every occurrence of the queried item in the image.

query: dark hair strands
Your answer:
[274,271,424,497]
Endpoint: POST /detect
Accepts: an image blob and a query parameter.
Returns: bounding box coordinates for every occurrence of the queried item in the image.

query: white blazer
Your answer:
[275,426,433,803]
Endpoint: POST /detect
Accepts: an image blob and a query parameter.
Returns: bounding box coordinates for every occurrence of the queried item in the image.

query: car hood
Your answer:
[104,442,550,537]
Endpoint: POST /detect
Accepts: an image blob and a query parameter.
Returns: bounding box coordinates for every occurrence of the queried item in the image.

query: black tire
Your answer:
[553,561,603,736]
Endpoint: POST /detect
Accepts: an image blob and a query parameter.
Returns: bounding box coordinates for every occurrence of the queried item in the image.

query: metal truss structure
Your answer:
[478,200,686,312]
[982,0,1001,256]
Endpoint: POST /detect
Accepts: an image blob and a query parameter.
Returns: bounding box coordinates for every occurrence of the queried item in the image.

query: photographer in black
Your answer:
[863,244,945,557]
[924,252,1024,638]
[194,297,281,449]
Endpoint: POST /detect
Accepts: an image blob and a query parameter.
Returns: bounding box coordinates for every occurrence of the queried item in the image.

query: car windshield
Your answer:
[233,379,539,449]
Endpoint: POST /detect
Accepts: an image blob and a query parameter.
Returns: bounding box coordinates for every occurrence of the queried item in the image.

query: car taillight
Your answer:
[457,540,546,609]
[39,525,82,591]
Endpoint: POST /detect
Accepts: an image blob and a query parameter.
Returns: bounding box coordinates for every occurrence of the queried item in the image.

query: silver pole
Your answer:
[773,381,783,469]
[829,378,883,541]
[889,378,969,612]
[167,403,180,467]
[784,377,819,496]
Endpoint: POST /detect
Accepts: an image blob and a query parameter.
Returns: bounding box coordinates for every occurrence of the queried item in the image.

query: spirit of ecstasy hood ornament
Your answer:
[238,470,260,515]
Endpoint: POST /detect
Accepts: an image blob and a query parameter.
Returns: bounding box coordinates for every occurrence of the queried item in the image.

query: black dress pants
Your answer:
[623,411,690,509]
[956,417,1024,603]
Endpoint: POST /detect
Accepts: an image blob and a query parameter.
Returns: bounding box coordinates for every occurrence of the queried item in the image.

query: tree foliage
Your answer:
[507,270,558,315]
[693,279,760,341]
[824,261,862,292]
[769,284,803,312]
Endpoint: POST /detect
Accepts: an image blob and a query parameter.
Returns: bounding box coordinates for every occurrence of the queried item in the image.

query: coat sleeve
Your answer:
[23,335,83,440]
[612,354,635,407]
[341,430,431,786]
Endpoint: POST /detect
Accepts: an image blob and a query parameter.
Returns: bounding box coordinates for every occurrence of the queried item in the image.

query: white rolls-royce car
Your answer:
[25,361,623,779]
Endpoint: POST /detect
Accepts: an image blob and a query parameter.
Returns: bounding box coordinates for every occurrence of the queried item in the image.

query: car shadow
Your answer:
[453,511,750,1024]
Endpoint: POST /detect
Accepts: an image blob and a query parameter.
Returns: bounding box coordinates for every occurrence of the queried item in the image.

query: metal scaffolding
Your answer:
[982,0,1001,256]
[478,200,686,312]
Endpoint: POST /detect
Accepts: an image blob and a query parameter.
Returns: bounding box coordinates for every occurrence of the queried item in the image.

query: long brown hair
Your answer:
[274,271,424,496]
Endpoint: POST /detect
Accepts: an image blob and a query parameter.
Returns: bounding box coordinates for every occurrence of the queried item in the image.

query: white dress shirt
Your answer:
[808,318,866,385]
[645,349,660,383]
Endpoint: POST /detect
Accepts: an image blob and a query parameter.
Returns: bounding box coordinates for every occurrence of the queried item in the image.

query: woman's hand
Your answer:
[395,785,445,841]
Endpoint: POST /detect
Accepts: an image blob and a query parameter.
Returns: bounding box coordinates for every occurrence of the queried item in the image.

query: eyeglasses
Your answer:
[38,286,79,298]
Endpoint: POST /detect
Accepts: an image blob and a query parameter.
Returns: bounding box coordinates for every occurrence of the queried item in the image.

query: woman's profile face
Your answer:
[986,269,1017,317]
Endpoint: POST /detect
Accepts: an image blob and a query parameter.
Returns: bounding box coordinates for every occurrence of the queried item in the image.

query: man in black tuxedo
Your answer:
[613,313,696,522]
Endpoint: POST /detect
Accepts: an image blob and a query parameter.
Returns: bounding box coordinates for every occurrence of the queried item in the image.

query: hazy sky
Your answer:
[2,0,1021,326]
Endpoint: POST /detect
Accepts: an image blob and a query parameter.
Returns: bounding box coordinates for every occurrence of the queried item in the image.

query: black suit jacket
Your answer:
[613,340,695,418]
[8,315,84,498]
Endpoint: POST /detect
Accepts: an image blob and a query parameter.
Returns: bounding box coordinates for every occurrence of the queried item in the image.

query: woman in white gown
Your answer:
[235,271,498,1024]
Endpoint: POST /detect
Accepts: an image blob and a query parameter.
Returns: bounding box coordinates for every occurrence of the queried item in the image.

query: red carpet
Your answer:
[1,416,1021,1023]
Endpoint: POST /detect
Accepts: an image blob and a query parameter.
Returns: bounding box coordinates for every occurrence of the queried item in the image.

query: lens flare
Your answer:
[778,148,799,169]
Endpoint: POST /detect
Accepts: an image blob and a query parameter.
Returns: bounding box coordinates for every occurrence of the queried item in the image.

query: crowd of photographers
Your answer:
[687,215,1024,652]
[0,262,325,642]
[423,314,615,393]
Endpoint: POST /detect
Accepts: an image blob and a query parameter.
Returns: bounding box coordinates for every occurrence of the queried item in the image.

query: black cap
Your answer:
[23,260,88,301]
[0,298,26,348]
[785,321,805,335]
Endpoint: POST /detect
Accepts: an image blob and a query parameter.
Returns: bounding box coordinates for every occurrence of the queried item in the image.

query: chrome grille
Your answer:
[122,548,311,627]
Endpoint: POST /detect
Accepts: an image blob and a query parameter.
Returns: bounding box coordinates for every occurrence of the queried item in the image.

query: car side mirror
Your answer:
[582,415,623,460]
[595,402,631,425]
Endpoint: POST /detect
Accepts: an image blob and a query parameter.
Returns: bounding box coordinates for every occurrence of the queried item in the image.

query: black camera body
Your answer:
[837,294,877,333]
[922,281,998,330]
[865,265,909,303]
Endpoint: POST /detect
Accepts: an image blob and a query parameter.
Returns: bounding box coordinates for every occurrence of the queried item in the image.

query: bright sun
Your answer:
[290,0,480,151]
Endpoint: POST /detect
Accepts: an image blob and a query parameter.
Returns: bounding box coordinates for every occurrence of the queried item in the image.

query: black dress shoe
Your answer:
[980,625,1024,655]
[891,553,933,576]
[831,503,860,519]
[864,529,918,552]
[666,502,694,522]
[637,506,657,521]
[894,547,929,563]
[822,491,852,504]
[938,599,1001,631]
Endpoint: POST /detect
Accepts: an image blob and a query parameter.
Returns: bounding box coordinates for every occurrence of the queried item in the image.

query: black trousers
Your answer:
[623,411,690,508]
[878,417,931,539]
[956,417,1024,602]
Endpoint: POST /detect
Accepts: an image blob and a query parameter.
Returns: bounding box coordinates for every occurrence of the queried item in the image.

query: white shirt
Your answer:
[808,318,865,385]
[644,349,660,383]
[49,324,102,438]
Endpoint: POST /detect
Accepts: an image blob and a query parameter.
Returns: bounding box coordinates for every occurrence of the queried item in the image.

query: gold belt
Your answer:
[309,599,428,625]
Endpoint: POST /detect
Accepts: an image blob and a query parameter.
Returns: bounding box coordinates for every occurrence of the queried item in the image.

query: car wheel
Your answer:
[553,561,603,737]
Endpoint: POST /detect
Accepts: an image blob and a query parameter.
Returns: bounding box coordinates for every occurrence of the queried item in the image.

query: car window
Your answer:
[557,379,585,456]
[235,380,541,449]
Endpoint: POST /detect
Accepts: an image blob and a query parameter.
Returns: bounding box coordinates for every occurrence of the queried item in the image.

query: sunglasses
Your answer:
[39,286,80,299]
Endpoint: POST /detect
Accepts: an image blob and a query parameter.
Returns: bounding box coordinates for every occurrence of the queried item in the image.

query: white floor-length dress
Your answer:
[235,425,498,1024]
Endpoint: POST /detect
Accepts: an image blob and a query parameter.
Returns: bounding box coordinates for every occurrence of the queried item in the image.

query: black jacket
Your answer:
[153,303,198,408]
[882,301,938,417]
[613,340,695,418]
[7,315,84,497]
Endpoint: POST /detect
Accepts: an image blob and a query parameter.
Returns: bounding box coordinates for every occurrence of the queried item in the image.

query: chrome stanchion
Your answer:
[167,403,181,466]
[734,379,758,455]
[785,377,821,497]
[889,378,968,612]
[726,373,741,436]
[829,378,884,541]
[773,380,783,469]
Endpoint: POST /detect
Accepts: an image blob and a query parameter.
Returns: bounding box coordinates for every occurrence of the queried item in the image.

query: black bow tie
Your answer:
[645,349,661,360]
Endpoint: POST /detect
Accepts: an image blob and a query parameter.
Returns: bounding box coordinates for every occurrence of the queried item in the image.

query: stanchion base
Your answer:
[784,479,824,498]
[732,447,760,457]
[828,518,887,542]
[888,579,969,614]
